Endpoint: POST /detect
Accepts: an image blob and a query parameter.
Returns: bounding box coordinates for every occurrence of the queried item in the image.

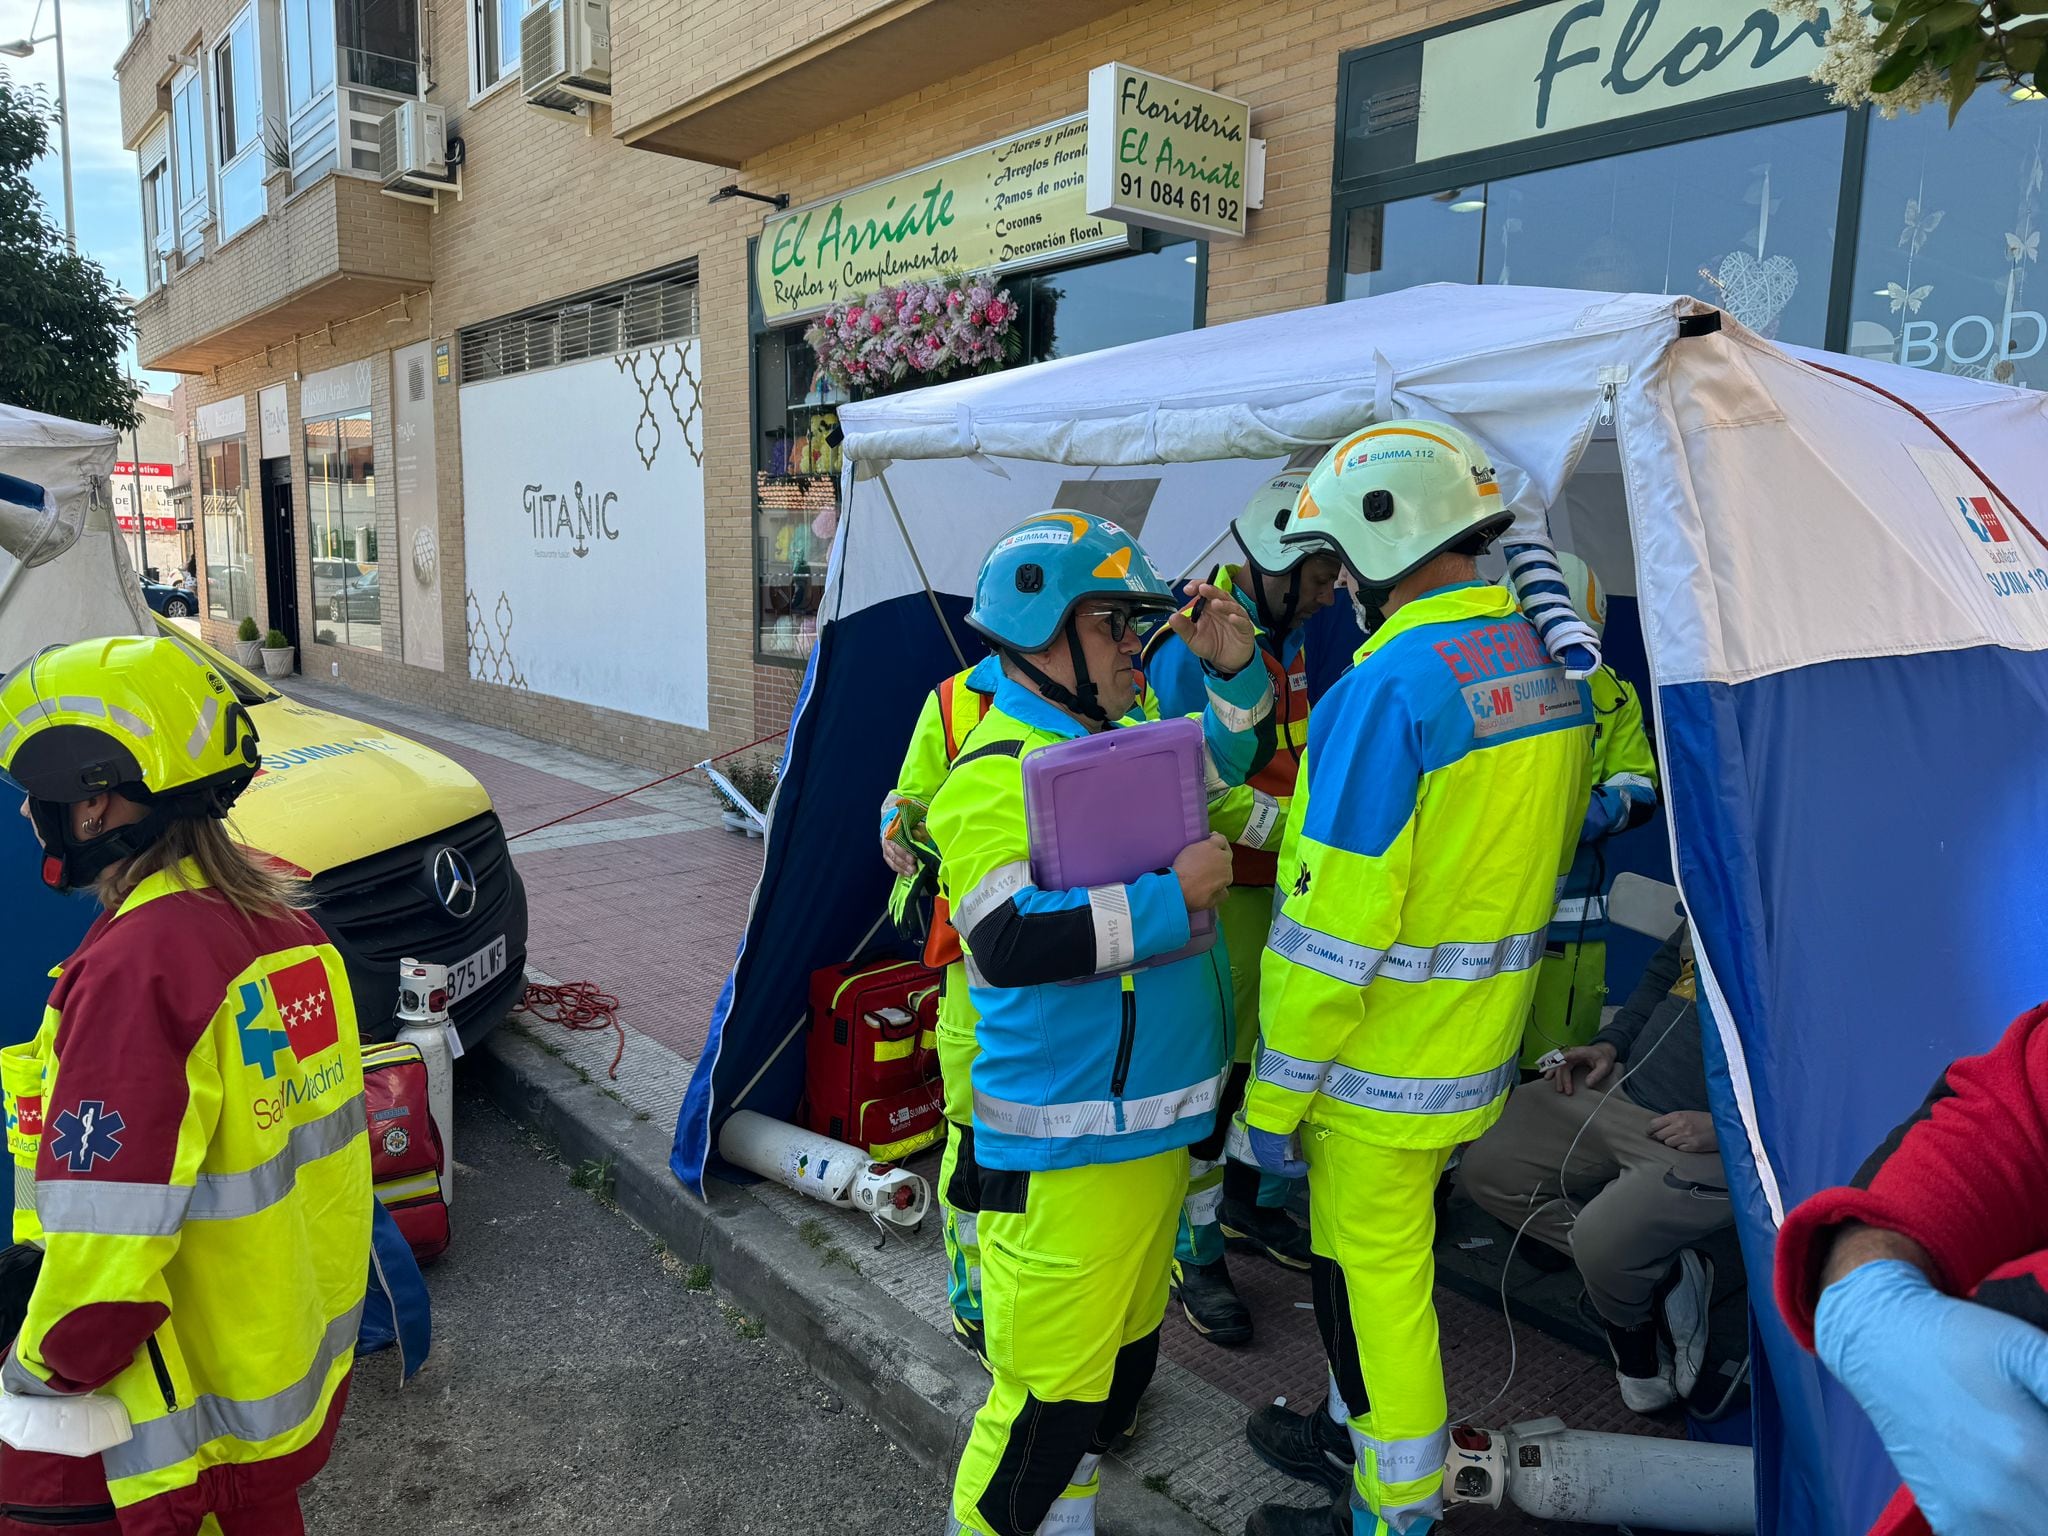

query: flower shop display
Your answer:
[804,273,1021,397]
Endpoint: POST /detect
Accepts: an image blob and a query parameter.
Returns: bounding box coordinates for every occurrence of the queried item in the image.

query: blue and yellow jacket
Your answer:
[927,660,1274,1172]
[1145,568,1314,890]
[1248,583,1592,1149]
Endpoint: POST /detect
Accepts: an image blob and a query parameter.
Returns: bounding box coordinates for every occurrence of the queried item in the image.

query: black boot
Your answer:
[1244,1402,1353,1493]
[1221,1198,1314,1271]
[1244,1487,1349,1536]
[1174,1257,1253,1347]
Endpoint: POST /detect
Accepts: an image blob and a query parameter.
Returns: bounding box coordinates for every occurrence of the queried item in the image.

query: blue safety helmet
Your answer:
[965,511,1176,654]
[965,511,1177,724]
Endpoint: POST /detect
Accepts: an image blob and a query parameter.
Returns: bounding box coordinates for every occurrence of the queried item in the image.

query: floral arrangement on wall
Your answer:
[804,272,1022,398]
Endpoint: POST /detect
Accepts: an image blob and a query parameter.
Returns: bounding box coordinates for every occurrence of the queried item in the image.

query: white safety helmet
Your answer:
[1282,420,1513,593]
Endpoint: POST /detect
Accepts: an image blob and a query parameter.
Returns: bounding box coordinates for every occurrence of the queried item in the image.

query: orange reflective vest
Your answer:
[1232,642,1310,888]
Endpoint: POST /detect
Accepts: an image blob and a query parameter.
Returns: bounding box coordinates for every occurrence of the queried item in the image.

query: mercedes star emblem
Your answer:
[430,845,478,919]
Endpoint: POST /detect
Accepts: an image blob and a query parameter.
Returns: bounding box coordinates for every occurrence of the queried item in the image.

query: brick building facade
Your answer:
[121,0,2047,766]
[117,0,1504,768]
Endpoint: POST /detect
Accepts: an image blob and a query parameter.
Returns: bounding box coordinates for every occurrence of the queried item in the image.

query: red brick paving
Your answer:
[510,828,760,1061]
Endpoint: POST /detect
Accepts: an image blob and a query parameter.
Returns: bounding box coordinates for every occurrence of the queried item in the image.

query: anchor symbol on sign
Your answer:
[572,527,590,558]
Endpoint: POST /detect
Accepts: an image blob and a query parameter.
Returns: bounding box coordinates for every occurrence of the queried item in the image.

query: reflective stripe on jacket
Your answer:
[1248,584,1592,1149]
[1549,665,1659,943]
[928,662,1273,1172]
[1146,568,1313,889]
[4,861,371,1515]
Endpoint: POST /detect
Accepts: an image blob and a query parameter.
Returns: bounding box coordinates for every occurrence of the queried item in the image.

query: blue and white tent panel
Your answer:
[672,282,2048,1536]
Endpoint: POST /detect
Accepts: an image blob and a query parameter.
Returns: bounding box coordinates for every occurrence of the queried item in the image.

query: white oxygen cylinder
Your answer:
[395,958,459,1207]
[718,1110,930,1227]
[1445,1419,1754,1534]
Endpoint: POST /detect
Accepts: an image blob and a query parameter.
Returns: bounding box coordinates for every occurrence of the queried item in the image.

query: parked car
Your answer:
[156,616,531,1049]
[327,566,381,623]
[140,575,196,618]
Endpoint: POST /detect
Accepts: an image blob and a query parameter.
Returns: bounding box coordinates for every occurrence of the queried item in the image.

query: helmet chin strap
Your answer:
[26,796,173,894]
[1244,562,1302,641]
[1007,616,1111,727]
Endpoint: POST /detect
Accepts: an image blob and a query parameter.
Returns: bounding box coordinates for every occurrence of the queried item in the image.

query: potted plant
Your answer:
[717,757,778,838]
[258,628,295,679]
[234,616,263,668]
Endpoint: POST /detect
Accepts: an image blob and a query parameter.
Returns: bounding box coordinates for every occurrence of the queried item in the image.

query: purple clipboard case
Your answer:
[1023,716,1216,981]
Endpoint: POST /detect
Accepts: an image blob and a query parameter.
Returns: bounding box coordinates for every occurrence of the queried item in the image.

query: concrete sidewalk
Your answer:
[286,676,1666,1534]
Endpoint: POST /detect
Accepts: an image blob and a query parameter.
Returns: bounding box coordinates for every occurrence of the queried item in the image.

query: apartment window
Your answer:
[138,118,172,288]
[128,0,151,35]
[171,69,210,253]
[473,0,521,94]
[214,8,266,241]
[284,0,336,119]
[305,411,380,649]
[342,0,419,95]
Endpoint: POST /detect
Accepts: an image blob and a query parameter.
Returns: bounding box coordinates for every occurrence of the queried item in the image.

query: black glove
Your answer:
[0,1242,43,1348]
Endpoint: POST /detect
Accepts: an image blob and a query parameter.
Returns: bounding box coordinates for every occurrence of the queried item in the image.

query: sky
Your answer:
[5,0,178,392]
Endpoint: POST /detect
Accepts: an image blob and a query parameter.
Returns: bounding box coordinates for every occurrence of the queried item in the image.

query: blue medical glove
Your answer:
[1244,1126,1308,1180]
[1815,1258,2048,1536]
[1558,643,1599,680]
[1581,786,1626,843]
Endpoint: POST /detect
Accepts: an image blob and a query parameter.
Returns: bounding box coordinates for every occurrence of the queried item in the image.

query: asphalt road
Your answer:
[306,1082,949,1535]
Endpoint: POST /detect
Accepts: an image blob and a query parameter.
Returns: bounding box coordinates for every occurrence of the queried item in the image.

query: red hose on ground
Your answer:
[504,729,787,1075]
[517,980,625,1079]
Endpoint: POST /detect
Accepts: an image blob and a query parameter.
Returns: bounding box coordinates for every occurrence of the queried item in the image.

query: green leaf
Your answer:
[1870,47,1928,90]
[2008,36,2046,73]
[1926,0,1987,24]
[1933,22,1978,63]
[1948,36,1987,118]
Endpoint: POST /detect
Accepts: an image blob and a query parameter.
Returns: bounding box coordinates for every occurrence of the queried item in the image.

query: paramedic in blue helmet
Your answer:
[930,510,1274,1536]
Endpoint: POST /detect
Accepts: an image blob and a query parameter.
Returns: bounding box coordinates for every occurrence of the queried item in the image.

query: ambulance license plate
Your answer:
[447,935,508,1005]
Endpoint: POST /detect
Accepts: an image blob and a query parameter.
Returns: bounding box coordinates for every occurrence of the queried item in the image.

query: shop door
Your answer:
[260,457,300,656]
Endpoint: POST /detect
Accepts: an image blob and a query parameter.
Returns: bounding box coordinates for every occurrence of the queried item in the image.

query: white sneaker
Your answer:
[1607,1329,1678,1414]
[1661,1249,1715,1402]
[1613,1360,1679,1414]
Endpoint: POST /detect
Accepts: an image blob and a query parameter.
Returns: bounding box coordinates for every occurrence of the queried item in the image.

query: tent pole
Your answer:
[727,906,892,1112]
[877,467,969,670]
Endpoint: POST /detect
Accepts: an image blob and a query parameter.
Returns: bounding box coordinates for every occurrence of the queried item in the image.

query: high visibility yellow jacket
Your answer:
[1549,666,1659,940]
[1248,584,1592,1149]
[930,660,1273,1172]
[2,861,371,1518]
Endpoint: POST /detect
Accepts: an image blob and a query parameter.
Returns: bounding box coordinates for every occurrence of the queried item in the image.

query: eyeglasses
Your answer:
[1081,607,1164,643]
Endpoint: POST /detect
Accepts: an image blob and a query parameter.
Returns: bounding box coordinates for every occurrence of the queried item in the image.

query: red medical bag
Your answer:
[362,1040,450,1263]
[803,959,944,1159]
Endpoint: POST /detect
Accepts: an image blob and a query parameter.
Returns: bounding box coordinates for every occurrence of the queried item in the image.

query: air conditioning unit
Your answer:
[377,100,452,202]
[522,0,611,115]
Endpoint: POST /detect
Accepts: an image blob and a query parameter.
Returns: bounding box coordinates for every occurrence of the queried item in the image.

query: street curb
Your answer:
[476,1028,1208,1536]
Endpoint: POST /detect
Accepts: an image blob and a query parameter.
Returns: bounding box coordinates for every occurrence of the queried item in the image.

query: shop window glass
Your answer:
[1849,92,2048,389]
[306,411,381,650]
[749,241,1203,664]
[199,437,253,623]
[1340,114,1845,345]
[1008,238,1200,362]
[1341,196,1482,300]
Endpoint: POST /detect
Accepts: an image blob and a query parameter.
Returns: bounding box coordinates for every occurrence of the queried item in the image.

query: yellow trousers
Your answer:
[949,1149,1186,1536]
[1305,1124,1453,1534]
